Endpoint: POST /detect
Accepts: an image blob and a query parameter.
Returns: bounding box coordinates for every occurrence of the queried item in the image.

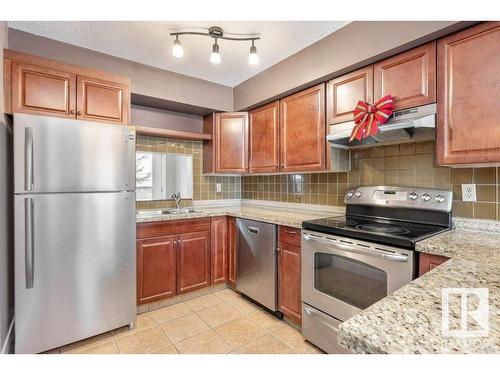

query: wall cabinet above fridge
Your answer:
[4,50,130,125]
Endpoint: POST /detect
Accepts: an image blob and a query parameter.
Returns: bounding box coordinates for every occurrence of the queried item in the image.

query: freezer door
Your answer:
[14,113,135,193]
[14,192,136,354]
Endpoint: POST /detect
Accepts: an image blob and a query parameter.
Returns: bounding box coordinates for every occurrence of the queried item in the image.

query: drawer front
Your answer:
[278,226,301,247]
[137,218,210,239]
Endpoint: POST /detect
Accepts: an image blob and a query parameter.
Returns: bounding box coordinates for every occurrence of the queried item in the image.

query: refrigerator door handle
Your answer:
[25,197,35,289]
[25,127,34,191]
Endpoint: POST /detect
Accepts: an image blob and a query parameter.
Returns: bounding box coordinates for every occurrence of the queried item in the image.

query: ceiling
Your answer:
[8,21,350,87]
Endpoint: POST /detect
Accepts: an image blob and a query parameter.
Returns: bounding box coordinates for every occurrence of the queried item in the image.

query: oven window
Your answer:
[314,252,387,309]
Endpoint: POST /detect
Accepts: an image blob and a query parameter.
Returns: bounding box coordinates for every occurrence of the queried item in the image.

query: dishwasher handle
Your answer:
[247,226,259,234]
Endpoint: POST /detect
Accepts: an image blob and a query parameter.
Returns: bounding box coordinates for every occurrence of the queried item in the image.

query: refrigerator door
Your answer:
[14,113,136,194]
[14,192,136,354]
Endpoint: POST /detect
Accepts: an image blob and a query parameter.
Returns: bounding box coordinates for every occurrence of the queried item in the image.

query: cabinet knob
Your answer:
[70,110,75,115]
[77,111,82,116]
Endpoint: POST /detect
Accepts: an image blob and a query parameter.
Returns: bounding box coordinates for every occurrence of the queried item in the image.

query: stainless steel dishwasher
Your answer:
[236,218,277,311]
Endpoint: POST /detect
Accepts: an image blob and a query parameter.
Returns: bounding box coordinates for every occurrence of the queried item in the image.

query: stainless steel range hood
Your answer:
[327,103,436,149]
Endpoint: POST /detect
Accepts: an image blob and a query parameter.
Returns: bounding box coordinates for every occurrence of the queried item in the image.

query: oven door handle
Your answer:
[302,233,408,262]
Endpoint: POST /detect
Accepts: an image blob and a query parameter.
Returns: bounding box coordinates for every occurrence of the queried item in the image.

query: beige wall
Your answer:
[131,105,203,133]
[0,21,14,353]
[233,21,472,110]
[8,29,233,112]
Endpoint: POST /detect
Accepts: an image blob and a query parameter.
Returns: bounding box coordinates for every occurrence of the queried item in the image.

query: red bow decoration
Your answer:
[349,95,394,142]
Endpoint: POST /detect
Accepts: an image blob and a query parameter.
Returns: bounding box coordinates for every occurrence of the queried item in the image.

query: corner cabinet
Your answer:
[203,112,248,174]
[248,101,280,173]
[436,22,500,165]
[4,50,130,125]
[280,84,326,172]
[374,41,436,111]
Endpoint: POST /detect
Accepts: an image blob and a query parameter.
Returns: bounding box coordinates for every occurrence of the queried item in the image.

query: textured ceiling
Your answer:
[8,21,350,87]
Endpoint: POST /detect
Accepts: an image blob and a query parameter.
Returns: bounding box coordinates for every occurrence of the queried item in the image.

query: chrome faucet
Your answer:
[171,192,181,210]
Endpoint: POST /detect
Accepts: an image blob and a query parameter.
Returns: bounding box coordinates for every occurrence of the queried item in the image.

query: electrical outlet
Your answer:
[461,184,477,202]
[216,183,222,193]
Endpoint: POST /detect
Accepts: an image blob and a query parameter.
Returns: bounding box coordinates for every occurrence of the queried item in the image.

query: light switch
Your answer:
[216,183,222,193]
[461,184,477,202]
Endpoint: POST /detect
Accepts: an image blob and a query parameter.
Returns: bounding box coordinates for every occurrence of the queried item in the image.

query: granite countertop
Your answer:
[136,204,344,229]
[338,228,500,354]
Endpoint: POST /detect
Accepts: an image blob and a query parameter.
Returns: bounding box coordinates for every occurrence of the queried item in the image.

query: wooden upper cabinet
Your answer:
[77,75,129,125]
[374,42,436,110]
[248,101,280,173]
[136,235,177,304]
[280,84,326,172]
[4,50,130,125]
[327,66,373,125]
[436,22,500,165]
[11,61,76,118]
[177,231,210,294]
[203,112,248,174]
[216,112,248,173]
[211,216,228,284]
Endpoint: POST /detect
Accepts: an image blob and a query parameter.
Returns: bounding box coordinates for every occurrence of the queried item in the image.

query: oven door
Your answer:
[301,230,414,322]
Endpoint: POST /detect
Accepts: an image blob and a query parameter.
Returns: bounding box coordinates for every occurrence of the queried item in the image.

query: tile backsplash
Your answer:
[136,136,241,210]
[242,141,500,220]
[136,137,500,220]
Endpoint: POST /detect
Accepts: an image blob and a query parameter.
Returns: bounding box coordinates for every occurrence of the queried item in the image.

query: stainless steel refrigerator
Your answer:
[13,113,136,354]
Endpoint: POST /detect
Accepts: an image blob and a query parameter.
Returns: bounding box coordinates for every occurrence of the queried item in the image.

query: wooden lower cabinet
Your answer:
[177,231,211,294]
[418,253,450,276]
[211,216,228,284]
[278,241,301,323]
[136,235,177,304]
[227,217,237,286]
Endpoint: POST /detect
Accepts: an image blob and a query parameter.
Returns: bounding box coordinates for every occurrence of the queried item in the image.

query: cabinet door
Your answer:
[280,84,326,172]
[77,75,130,125]
[374,42,436,110]
[11,61,76,118]
[249,101,280,173]
[227,217,237,287]
[215,112,248,173]
[211,216,228,284]
[327,66,373,125]
[436,22,500,165]
[137,235,177,304]
[418,253,449,277]
[177,231,210,294]
[278,241,301,323]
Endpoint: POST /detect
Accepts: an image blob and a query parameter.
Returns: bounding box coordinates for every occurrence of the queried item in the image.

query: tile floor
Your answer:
[45,289,323,354]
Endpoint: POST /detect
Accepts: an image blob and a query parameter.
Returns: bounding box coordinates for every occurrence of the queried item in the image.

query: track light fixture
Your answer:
[170,26,260,65]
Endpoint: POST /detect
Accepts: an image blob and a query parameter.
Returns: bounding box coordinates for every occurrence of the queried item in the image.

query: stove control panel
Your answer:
[345,186,453,212]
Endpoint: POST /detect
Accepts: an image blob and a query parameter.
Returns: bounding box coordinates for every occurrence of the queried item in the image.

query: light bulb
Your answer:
[248,44,259,65]
[210,41,221,64]
[172,38,183,58]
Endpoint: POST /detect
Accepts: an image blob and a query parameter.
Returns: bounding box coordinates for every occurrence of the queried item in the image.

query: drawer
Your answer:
[278,226,301,247]
[137,218,211,239]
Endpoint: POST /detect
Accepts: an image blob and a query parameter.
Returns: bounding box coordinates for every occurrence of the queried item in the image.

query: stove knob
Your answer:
[422,193,431,202]
[409,192,418,200]
[435,194,445,203]
[346,191,354,199]
[355,190,363,198]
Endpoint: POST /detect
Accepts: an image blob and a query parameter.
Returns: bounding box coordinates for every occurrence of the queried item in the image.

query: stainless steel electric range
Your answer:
[300,186,453,353]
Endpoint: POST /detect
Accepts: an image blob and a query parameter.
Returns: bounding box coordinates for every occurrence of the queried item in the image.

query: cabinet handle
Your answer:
[70,110,75,115]
[284,229,297,235]
[77,111,82,116]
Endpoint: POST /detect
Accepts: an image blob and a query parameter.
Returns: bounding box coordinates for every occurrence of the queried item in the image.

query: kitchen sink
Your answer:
[136,208,201,218]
